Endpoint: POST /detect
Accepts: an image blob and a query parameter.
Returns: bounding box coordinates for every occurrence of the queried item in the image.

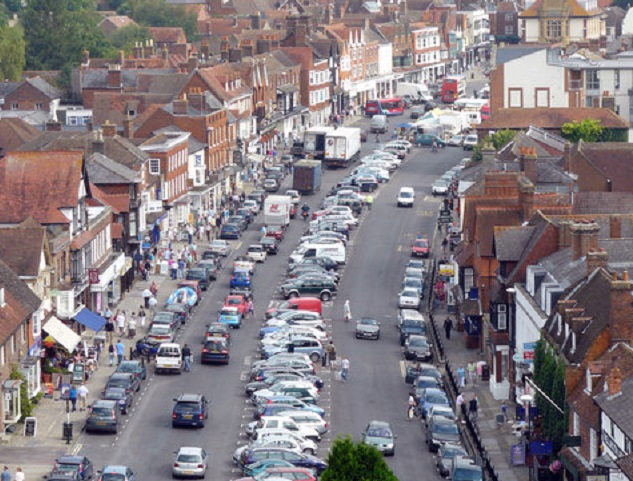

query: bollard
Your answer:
[63,421,73,444]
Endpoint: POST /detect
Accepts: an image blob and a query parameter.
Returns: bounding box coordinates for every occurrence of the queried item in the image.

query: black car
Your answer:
[116,359,147,381]
[436,444,469,477]
[163,303,190,325]
[51,456,94,481]
[279,278,337,301]
[426,416,461,453]
[405,362,442,385]
[104,372,140,395]
[287,264,337,280]
[239,447,327,474]
[186,267,210,290]
[236,208,254,224]
[201,338,230,365]
[205,322,231,344]
[298,256,338,272]
[228,215,249,231]
[259,236,278,255]
[403,335,433,362]
[102,386,134,414]
[172,393,210,428]
[399,319,427,346]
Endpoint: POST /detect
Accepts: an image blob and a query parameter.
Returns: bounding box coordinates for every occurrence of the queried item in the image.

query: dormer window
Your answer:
[0,287,5,307]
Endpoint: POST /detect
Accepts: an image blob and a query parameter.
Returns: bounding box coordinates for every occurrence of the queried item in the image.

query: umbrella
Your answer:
[166,287,198,307]
[397,122,413,128]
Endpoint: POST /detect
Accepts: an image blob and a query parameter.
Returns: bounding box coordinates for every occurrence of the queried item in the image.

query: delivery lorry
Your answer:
[264,195,292,227]
[304,126,335,159]
[323,127,361,169]
[293,160,322,195]
[395,83,432,104]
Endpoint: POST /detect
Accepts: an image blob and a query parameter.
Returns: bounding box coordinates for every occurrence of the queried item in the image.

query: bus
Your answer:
[440,76,466,103]
[365,98,405,116]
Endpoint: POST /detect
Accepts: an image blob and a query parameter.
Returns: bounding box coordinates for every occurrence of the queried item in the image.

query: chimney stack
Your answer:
[520,146,538,184]
[107,64,122,89]
[251,13,261,29]
[102,120,117,137]
[608,272,633,345]
[518,176,535,221]
[608,366,622,397]
[123,116,134,139]
[92,129,105,154]
[45,120,62,132]
[143,39,154,58]
[173,95,189,115]
[481,142,495,172]
[570,220,600,261]
[586,248,608,275]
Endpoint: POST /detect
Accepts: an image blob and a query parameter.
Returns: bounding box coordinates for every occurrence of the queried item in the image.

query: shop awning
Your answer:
[74,308,106,332]
[43,317,81,352]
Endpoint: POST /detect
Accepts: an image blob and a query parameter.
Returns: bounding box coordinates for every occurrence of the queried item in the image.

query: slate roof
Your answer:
[0,258,42,344]
[494,226,536,261]
[495,46,546,66]
[0,118,42,152]
[475,207,523,257]
[481,108,629,131]
[573,141,633,192]
[0,151,86,225]
[0,81,19,97]
[0,219,48,278]
[81,69,140,89]
[86,152,140,184]
[595,373,633,437]
[25,76,62,100]
[617,453,633,479]
[188,136,206,152]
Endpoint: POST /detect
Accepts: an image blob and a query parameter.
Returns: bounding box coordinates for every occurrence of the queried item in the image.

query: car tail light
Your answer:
[325,422,328,429]
[202,349,208,353]
[172,413,177,419]
[173,463,179,468]
[222,350,229,354]
[197,464,204,469]
[199,414,204,419]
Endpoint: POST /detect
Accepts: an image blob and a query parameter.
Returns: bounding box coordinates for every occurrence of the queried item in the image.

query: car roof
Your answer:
[103,466,129,474]
[368,420,391,428]
[176,393,204,402]
[92,400,117,407]
[221,307,239,313]
[177,447,205,455]
[56,456,85,463]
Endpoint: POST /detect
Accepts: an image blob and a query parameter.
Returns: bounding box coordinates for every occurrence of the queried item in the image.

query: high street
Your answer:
[70,115,467,480]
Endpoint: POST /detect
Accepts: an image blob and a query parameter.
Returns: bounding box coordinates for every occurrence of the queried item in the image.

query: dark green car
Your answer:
[279,278,336,301]
[414,133,446,147]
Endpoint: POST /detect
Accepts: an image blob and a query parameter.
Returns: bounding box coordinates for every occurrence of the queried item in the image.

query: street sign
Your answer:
[512,353,523,362]
[440,209,451,217]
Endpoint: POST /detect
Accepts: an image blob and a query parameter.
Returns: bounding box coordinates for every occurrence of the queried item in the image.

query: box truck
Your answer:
[293,160,322,194]
[303,126,335,159]
[264,195,291,227]
[323,127,361,169]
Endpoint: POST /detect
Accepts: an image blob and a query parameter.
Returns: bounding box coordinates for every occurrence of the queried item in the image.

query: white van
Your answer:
[370,115,388,134]
[397,187,415,207]
[155,343,182,374]
[277,410,329,434]
[289,243,346,265]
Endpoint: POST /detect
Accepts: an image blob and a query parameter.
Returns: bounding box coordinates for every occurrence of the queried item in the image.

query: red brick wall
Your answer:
[3,83,55,112]
[569,152,609,192]
[490,64,504,114]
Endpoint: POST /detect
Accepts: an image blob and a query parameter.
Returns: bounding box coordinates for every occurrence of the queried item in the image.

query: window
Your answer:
[0,346,4,366]
[535,88,549,107]
[573,413,580,436]
[614,69,620,90]
[11,103,18,110]
[69,116,78,126]
[33,311,41,336]
[35,103,44,110]
[586,70,599,90]
[505,25,514,35]
[149,158,160,175]
[509,88,523,108]
[546,20,561,39]
[0,287,4,307]
[11,335,16,354]
[497,304,507,330]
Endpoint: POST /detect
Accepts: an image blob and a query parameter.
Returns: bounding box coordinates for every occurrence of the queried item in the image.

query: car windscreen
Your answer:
[101,474,126,481]
[367,428,392,438]
[149,326,171,334]
[104,390,126,400]
[426,393,448,404]
[176,454,202,463]
[434,422,459,434]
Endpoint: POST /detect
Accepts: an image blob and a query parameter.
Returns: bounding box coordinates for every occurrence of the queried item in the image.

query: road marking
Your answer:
[400,360,406,378]
[71,443,82,455]
[417,210,435,216]
[424,195,442,203]
[243,356,252,366]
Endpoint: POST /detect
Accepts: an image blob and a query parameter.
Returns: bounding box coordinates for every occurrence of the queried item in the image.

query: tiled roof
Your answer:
[494,226,536,261]
[99,15,137,29]
[88,184,129,214]
[0,118,41,152]
[574,141,633,192]
[0,219,47,278]
[147,27,187,44]
[475,207,522,257]
[70,228,95,250]
[480,108,629,130]
[111,222,123,239]
[520,0,601,17]
[595,364,633,436]
[617,453,633,478]
[0,258,42,345]
[573,192,633,215]
[86,152,140,184]
[0,151,85,225]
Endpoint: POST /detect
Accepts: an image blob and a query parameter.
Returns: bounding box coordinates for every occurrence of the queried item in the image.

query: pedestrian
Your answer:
[442,237,448,255]
[247,299,254,319]
[138,307,146,328]
[105,318,115,344]
[142,288,152,309]
[340,356,350,382]
[501,401,508,421]
[456,392,466,423]
[2,466,11,481]
[365,194,373,210]
[469,394,479,422]
[178,258,186,279]
[170,259,178,280]
[116,311,126,336]
[327,341,337,369]
[205,223,211,242]
[108,343,115,366]
[407,395,417,420]
[128,314,137,339]
[182,344,192,372]
[69,385,78,412]
[321,345,329,367]
[13,469,24,481]
[115,340,124,365]
[148,296,157,313]
[467,360,477,385]
[343,300,351,322]
[77,383,89,411]
[457,364,466,388]
[443,317,453,340]
[104,307,112,323]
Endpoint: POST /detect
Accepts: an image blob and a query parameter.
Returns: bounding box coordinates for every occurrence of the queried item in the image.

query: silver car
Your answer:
[172,447,208,479]
[398,288,421,309]
[355,318,381,340]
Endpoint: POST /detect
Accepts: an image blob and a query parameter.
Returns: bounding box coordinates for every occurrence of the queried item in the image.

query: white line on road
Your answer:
[400,360,406,378]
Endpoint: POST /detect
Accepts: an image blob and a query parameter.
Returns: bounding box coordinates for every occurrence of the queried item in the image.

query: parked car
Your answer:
[238,448,327,475]
[85,400,119,434]
[355,318,381,340]
[102,387,134,415]
[196,259,218,280]
[116,359,147,381]
[171,394,209,428]
[220,224,242,240]
[411,237,430,258]
[398,288,421,310]
[403,335,433,362]
[447,134,464,147]
[426,416,461,452]
[279,278,336,301]
[104,372,140,395]
[146,324,175,345]
[95,466,136,481]
[418,388,450,419]
[172,446,209,479]
[432,179,449,196]
[51,456,94,481]
[415,133,446,147]
[450,457,483,481]
[361,420,396,456]
[209,239,231,256]
[463,134,478,150]
[436,444,469,477]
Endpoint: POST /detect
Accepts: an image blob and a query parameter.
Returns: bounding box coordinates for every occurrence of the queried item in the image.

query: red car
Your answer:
[223,294,248,316]
[411,237,430,258]
[266,225,285,241]
[290,204,297,219]
[237,467,317,481]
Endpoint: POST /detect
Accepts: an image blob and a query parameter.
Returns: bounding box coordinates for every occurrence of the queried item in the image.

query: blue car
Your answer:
[259,326,280,338]
[254,395,325,418]
[242,460,296,477]
[418,387,451,419]
[220,223,241,239]
[217,307,242,328]
[230,268,252,289]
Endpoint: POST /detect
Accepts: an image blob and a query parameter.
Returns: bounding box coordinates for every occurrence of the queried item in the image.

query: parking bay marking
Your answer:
[399,360,406,378]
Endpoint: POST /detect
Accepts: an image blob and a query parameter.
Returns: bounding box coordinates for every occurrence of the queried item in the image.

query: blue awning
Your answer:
[74,308,106,332]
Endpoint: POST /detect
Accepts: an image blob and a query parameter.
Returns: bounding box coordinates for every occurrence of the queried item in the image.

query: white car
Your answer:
[172,447,208,479]
[432,180,449,196]
[209,239,230,256]
[389,139,413,152]
[463,134,478,150]
[263,325,329,343]
[399,288,421,309]
[247,244,267,263]
[243,199,260,214]
[285,189,301,204]
[362,159,397,172]
[246,416,321,441]
[277,409,329,434]
[254,429,319,453]
[447,135,464,147]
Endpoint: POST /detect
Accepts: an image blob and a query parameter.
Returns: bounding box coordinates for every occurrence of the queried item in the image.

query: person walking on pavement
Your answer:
[407,395,417,420]
[467,361,477,385]
[115,340,125,365]
[247,299,254,319]
[142,288,152,309]
[182,344,192,372]
[340,356,350,382]
[2,466,12,481]
[365,194,373,210]
[108,344,115,366]
[13,467,24,481]
[456,392,466,423]
[327,341,337,369]
[469,394,479,422]
[148,295,157,313]
[77,383,89,411]
[116,311,126,337]
[457,364,466,388]
[105,318,115,344]
[128,314,137,339]
[443,317,453,340]
[69,385,78,412]
[138,307,146,329]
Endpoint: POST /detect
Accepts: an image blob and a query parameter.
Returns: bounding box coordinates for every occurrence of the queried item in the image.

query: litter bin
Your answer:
[480,363,490,381]
[63,421,73,444]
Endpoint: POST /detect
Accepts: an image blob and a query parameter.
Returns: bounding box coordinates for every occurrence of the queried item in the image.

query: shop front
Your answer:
[89,253,126,312]
[2,379,22,433]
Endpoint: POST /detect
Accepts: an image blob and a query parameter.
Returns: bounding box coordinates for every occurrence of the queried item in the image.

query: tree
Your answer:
[0,24,25,80]
[2,0,21,14]
[320,436,399,481]
[126,0,198,40]
[471,129,517,162]
[110,24,152,52]
[561,118,604,143]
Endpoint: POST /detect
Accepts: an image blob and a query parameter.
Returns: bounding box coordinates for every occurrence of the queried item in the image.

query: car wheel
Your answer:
[289,292,299,299]
[376,333,380,340]
[304,448,316,456]
[310,352,320,363]
[320,292,331,301]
